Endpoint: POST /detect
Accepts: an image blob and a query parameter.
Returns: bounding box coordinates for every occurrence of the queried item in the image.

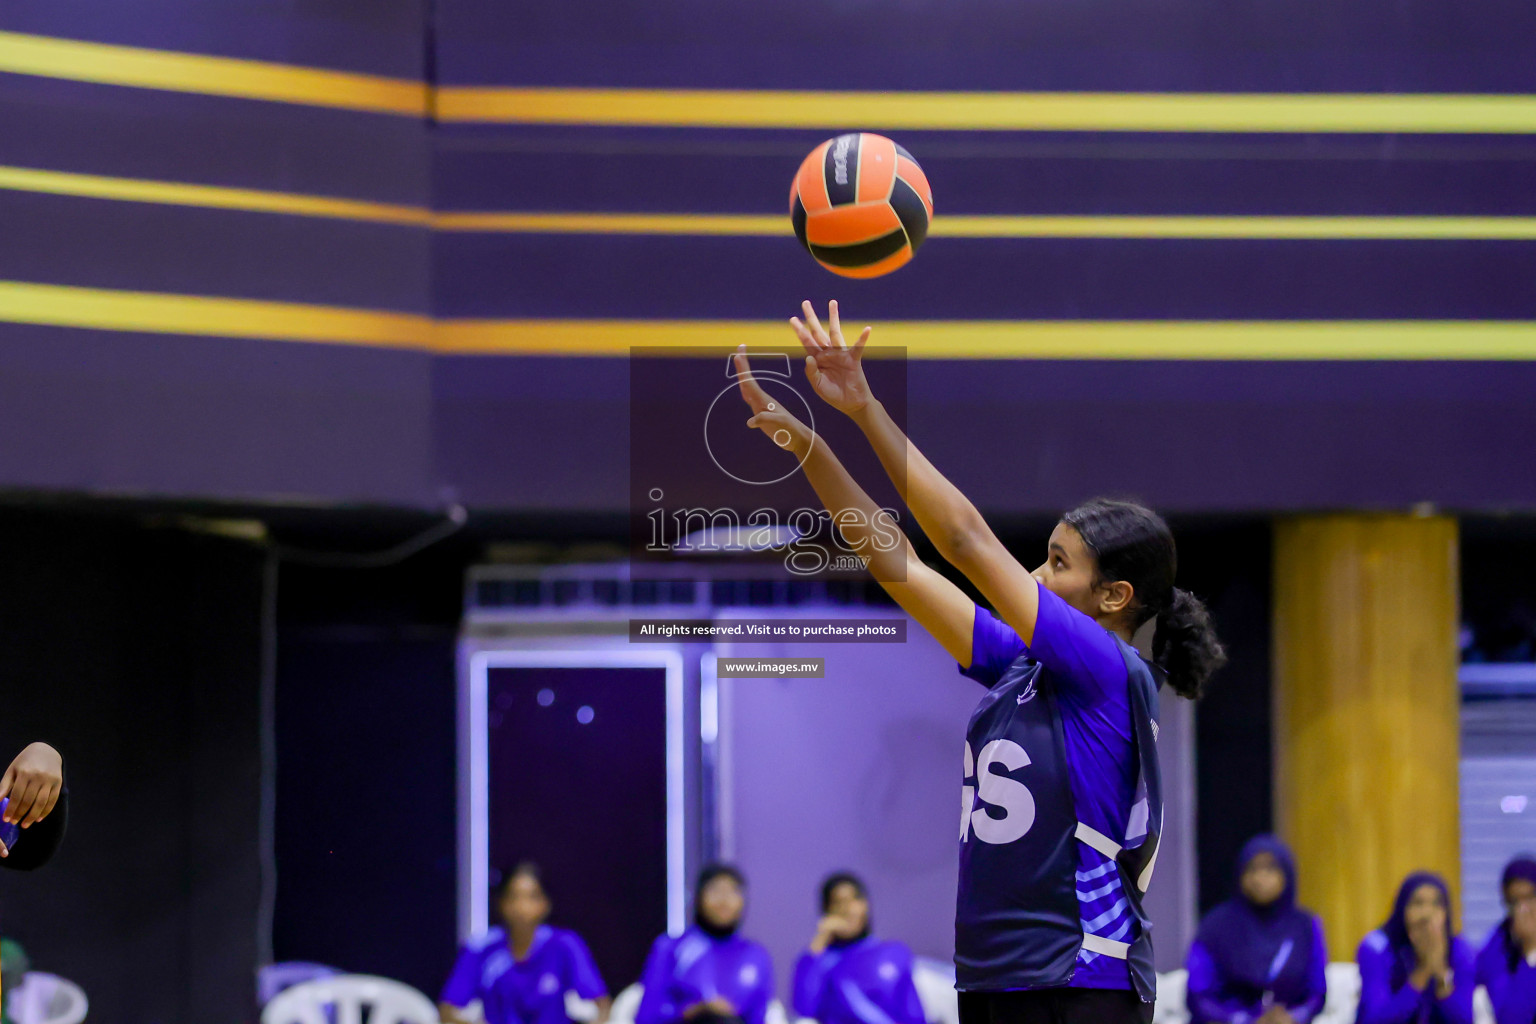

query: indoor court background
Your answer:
[1,2,1534,1022]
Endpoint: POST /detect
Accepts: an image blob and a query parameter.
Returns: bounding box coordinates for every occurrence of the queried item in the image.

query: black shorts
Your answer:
[958,988,1153,1024]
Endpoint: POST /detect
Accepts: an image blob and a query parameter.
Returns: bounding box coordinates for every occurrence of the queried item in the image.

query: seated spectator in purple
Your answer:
[439,863,611,1024]
[1473,854,1536,1024]
[1185,835,1327,1024]
[792,872,925,1024]
[636,865,773,1024]
[1354,872,1473,1024]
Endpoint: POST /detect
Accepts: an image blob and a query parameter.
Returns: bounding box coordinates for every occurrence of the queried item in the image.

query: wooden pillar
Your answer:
[1273,514,1460,961]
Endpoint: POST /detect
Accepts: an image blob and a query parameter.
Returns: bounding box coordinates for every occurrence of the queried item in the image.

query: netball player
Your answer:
[439,863,610,1024]
[731,300,1225,1024]
[793,872,925,1024]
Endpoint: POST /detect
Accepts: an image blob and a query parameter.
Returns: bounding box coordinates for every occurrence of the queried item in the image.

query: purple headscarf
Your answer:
[1193,835,1318,1006]
[1381,871,1458,990]
[1502,855,1536,893]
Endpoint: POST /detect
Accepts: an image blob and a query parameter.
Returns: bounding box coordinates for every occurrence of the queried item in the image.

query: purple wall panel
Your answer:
[0,1,429,78]
[4,2,1535,512]
[0,192,432,312]
[429,355,631,511]
[432,234,1536,321]
[431,356,1536,515]
[434,129,1536,218]
[0,325,436,505]
[0,74,433,205]
[435,0,1536,92]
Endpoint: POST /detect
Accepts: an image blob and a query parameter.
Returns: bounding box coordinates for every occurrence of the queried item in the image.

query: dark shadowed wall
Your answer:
[0,506,264,1024]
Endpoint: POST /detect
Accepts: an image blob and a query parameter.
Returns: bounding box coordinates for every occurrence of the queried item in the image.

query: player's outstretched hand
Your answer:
[1,742,63,831]
[734,345,813,455]
[790,300,874,416]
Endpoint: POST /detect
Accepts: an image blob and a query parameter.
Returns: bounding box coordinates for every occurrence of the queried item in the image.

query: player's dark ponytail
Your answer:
[1152,587,1227,700]
[1061,499,1227,700]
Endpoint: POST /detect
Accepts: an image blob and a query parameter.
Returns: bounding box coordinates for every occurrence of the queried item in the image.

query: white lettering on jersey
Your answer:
[960,739,1036,844]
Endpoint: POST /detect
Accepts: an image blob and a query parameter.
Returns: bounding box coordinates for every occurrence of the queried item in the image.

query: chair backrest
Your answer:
[566,990,600,1023]
[7,972,89,1024]
[1473,984,1496,1024]
[258,962,344,1007]
[261,974,438,1024]
[1153,968,1188,1024]
[608,982,645,1024]
[1317,961,1362,1024]
[912,957,959,1024]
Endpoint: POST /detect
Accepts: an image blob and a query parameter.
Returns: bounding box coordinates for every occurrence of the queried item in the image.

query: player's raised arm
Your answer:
[789,302,1042,646]
[732,347,978,667]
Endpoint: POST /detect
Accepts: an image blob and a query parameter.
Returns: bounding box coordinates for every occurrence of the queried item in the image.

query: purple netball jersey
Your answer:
[441,925,607,1024]
[636,927,775,1024]
[957,583,1162,997]
[793,936,925,1024]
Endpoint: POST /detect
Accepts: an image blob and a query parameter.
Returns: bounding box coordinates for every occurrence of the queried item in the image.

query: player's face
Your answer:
[1505,878,1536,913]
[1033,523,1109,620]
[699,875,745,930]
[1240,851,1287,907]
[826,881,869,937]
[500,874,551,930]
[1404,883,1447,935]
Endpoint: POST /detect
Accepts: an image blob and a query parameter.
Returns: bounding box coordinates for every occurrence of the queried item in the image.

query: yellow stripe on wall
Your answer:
[436,87,1536,134]
[434,211,787,235]
[5,280,1535,359]
[433,319,1536,359]
[0,30,426,115]
[0,166,432,226]
[0,281,429,348]
[6,167,1536,240]
[435,211,1536,240]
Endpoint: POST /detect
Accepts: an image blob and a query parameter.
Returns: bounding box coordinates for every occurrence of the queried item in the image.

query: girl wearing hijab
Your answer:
[637,865,774,1024]
[793,873,926,1024]
[439,863,611,1024]
[1354,872,1473,1024]
[1185,836,1327,1024]
[1473,855,1536,1024]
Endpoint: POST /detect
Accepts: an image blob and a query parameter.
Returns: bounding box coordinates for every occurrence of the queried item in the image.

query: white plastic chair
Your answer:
[608,983,645,1024]
[1474,984,1495,1024]
[5,971,89,1024]
[567,990,601,1022]
[1153,968,1188,1024]
[912,957,959,1024]
[261,974,438,1024]
[258,962,343,1007]
[1316,961,1361,1024]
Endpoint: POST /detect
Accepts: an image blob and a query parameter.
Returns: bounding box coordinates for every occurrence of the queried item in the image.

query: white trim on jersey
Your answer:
[1074,821,1124,860]
[1080,933,1132,959]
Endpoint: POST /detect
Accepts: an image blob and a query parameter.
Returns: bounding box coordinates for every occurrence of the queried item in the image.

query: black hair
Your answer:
[1060,499,1227,700]
[694,863,746,939]
[493,860,545,900]
[819,871,872,945]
